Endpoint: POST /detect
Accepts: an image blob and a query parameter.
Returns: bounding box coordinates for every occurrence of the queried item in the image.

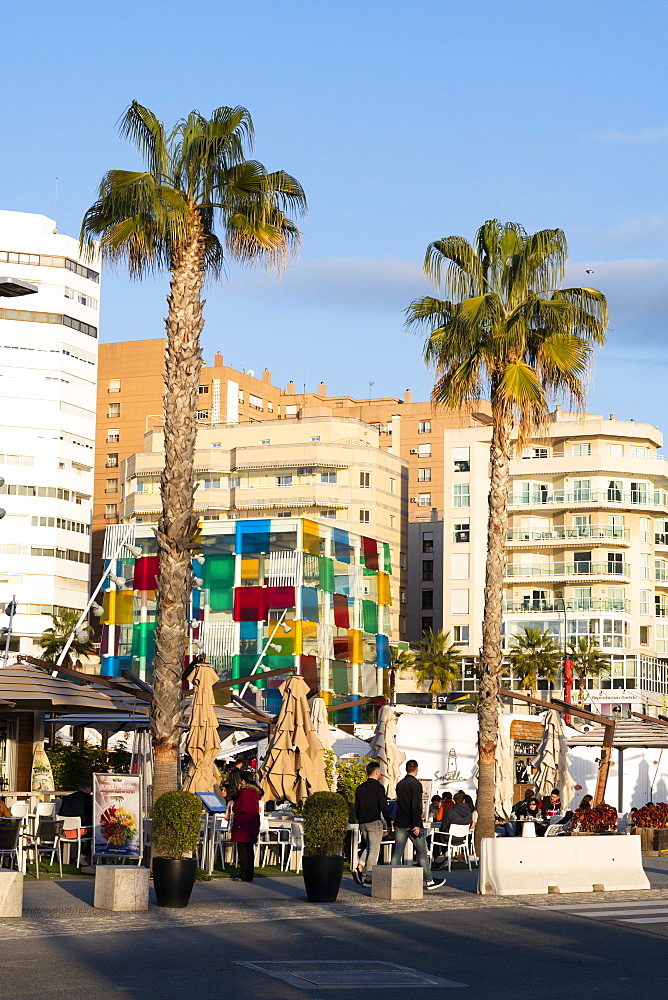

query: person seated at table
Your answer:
[59,782,93,830]
[541,788,561,822]
[440,790,472,841]
[578,794,593,811]
[435,791,454,823]
[0,798,11,819]
[513,787,537,820]
[429,795,442,820]
[525,796,547,835]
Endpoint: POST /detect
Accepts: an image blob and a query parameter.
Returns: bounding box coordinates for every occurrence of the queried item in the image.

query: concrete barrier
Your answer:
[0,871,22,917]
[372,865,423,900]
[478,836,649,896]
[94,865,150,911]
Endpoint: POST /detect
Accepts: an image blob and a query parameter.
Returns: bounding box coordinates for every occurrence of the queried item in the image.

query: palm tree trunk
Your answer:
[389,667,396,706]
[151,210,206,801]
[477,395,511,845]
[431,689,438,711]
[578,672,586,706]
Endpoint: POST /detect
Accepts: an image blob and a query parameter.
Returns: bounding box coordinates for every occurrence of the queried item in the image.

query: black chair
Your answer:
[24,819,64,879]
[0,818,21,871]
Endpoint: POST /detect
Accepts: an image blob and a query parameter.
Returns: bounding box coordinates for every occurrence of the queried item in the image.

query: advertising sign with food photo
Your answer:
[93,773,142,858]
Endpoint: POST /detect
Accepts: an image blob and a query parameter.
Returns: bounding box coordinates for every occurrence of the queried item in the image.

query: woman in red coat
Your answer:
[230,770,263,882]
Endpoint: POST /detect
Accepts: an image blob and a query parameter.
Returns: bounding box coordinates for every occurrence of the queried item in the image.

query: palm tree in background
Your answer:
[405,220,607,839]
[410,630,463,710]
[81,102,306,797]
[36,609,96,669]
[508,626,561,700]
[389,643,414,705]
[568,637,610,705]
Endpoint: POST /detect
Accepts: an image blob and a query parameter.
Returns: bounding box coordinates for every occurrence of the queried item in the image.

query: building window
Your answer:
[320,471,337,484]
[105,479,118,493]
[320,510,336,519]
[656,595,666,617]
[400,551,407,570]
[632,446,649,458]
[418,468,431,482]
[276,511,292,518]
[359,509,370,524]
[418,421,431,434]
[106,454,118,468]
[451,589,469,614]
[524,447,548,459]
[608,443,623,456]
[640,590,651,615]
[0,308,97,338]
[422,532,433,553]
[107,403,120,418]
[108,379,121,393]
[453,483,470,507]
[389,478,395,494]
[261,439,270,445]
[422,560,434,581]
[421,590,434,610]
[104,504,118,518]
[285,404,298,416]
[421,617,433,633]
[607,552,624,574]
[572,443,591,455]
[418,443,431,458]
[453,521,470,542]
[453,447,470,472]
[640,553,649,579]
[640,625,650,646]
[277,475,293,487]
[399,588,407,604]
[249,394,263,410]
[107,429,120,443]
[418,493,431,506]
[198,385,209,394]
[390,515,395,528]
[311,436,320,441]
[196,409,209,420]
[453,625,469,643]
[360,472,371,489]
[640,517,650,542]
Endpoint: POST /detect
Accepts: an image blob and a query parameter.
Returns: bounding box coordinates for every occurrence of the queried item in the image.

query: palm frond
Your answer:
[119,102,170,180]
[424,236,486,298]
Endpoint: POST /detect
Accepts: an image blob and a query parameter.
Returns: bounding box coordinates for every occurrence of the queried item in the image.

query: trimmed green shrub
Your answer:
[303,791,349,857]
[334,756,374,804]
[47,739,131,789]
[152,790,202,859]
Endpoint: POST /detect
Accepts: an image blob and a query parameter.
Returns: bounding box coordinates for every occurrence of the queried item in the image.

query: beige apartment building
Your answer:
[95,338,490,638]
[439,407,668,712]
[118,416,408,638]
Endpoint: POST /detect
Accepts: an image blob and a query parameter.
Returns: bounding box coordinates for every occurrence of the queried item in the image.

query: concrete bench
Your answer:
[0,871,22,917]
[372,865,423,900]
[94,865,150,911]
[478,835,649,896]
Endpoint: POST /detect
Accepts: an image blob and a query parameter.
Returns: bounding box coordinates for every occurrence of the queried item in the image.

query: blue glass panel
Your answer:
[333,527,352,563]
[376,633,390,668]
[235,519,272,555]
[240,620,258,641]
[301,586,319,622]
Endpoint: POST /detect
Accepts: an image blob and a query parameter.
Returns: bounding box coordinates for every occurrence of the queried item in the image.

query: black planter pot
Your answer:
[152,857,198,908]
[302,855,344,903]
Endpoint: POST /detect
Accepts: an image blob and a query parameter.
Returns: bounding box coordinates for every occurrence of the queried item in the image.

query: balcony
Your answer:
[505,561,631,581]
[506,525,630,546]
[507,489,668,510]
[503,598,631,613]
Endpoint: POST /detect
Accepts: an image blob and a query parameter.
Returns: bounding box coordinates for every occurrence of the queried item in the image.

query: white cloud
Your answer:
[592,126,668,143]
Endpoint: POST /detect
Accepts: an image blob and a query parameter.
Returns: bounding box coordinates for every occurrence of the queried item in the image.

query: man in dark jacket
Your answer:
[390,760,444,890]
[353,762,391,885]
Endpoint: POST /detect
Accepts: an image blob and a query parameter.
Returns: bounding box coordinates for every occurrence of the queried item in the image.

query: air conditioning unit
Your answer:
[455,531,469,543]
[410,449,418,454]
[410,497,418,503]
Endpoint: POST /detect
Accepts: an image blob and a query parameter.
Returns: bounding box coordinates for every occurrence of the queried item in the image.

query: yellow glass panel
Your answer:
[348,628,363,664]
[377,572,391,606]
[115,591,134,625]
[302,518,322,556]
[102,590,115,625]
[241,557,260,581]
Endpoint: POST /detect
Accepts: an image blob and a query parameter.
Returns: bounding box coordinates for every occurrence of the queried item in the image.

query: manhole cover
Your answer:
[236,961,466,988]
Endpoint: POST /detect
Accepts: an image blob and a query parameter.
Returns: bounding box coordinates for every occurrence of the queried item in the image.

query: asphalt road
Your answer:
[2,898,668,1000]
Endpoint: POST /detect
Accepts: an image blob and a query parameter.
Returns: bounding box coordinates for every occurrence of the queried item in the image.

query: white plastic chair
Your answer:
[56,815,91,867]
[10,802,29,818]
[429,823,472,871]
[23,819,64,879]
[34,802,57,820]
[287,821,304,873]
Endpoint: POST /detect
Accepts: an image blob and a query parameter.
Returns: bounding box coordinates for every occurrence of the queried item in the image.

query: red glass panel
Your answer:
[233,586,268,622]
[265,586,296,610]
[301,655,318,691]
[362,536,379,571]
[333,593,350,628]
[133,555,160,591]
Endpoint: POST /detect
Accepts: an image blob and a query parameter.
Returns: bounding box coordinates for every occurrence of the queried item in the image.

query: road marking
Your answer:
[534,900,668,911]
[620,916,668,924]
[567,909,668,919]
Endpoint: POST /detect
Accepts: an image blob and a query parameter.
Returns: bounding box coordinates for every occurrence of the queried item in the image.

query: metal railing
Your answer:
[505,561,631,578]
[508,490,668,507]
[503,598,631,613]
[506,525,630,542]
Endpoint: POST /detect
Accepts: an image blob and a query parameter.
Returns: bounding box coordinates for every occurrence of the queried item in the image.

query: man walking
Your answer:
[353,761,391,886]
[391,760,445,890]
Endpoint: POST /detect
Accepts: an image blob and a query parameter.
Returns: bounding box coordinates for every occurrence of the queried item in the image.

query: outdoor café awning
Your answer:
[0,662,138,713]
[567,718,668,750]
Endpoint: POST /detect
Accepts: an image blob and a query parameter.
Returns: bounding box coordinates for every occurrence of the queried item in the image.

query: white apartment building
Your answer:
[0,211,99,654]
[439,408,668,713]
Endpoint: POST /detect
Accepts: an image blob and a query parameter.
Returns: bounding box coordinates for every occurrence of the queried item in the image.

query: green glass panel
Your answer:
[331,660,349,696]
[131,621,156,659]
[318,556,334,593]
[202,554,235,589]
[362,600,378,634]
[383,542,392,575]
[232,654,258,680]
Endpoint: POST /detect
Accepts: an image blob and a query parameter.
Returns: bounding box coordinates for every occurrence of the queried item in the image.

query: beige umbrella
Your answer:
[368,704,405,797]
[259,675,328,802]
[495,719,514,822]
[183,664,221,794]
[310,695,335,790]
[533,709,575,809]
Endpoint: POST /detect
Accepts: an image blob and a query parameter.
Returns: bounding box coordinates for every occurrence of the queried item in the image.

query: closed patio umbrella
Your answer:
[495,720,514,822]
[310,695,335,790]
[259,675,328,803]
[533,709,575,809]
[368,704,405,797]
[183,664,221,794]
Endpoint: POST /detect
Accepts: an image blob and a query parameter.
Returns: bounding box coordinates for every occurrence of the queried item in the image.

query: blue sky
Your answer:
[2,0,667,427]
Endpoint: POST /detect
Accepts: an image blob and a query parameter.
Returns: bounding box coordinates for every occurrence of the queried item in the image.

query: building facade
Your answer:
[440,408,668,712]
[100,517,394,719]
[0,211,99,653]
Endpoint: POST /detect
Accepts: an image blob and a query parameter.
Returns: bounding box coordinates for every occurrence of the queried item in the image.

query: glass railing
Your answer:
[656,567,668,581]
[505,561,631,577]
[503,599,631,613]
[656,533,668,546]
[506,525,630,542]
[508,490,668,507]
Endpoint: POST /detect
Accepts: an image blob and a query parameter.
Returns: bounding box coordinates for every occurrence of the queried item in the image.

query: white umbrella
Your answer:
[533,709,575,809]
[368,704,405,797]
[310,696,335,790]
[495,720,514,822]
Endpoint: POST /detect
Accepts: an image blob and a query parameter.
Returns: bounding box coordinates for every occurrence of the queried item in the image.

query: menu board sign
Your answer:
[93,773,142,859]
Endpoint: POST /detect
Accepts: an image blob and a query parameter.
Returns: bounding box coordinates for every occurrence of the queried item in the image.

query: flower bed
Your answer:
[570,803,618,834]
[629,802,668,853]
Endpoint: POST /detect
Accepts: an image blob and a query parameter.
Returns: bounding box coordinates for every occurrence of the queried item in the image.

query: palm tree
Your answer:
[406,220,607,839]
[36,609,96,669]
[568,637,610,705]
[508,626,561,700]
[81,102,306,798]
[410,630,462,709]
[389,643,414,705]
